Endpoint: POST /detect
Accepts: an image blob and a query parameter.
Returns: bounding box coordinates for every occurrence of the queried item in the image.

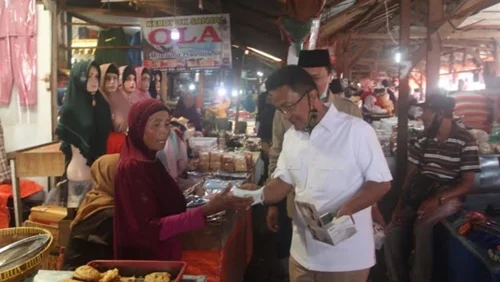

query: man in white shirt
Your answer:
[241,65,392,282]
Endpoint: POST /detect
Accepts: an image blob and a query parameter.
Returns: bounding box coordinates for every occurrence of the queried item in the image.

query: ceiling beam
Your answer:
[348,42,371,68]
[351,29,500,41]
[320,0,374,38]
[350,32,427,40]
[65,6,149,18]
[408,0,500,70]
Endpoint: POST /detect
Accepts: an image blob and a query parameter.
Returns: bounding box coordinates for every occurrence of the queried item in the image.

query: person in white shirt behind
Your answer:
[240,65,392,282]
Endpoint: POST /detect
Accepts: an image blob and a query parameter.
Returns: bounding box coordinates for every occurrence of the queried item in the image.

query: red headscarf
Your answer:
[113,99,187,260]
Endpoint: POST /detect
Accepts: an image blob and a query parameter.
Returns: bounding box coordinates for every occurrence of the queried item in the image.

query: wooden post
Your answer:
[342,38,350,79]
[234,52,244,133]
[396,0,411,188]
[234,70,242,134]
[196,71,205,110]
[426,0,443,96]
[161,72,168,102]
[51,0,59,140]
[494,39,500,76]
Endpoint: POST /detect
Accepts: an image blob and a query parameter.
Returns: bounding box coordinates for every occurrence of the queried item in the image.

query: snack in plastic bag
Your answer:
[245,152,254,170]
[210,150,223,171]
[234,154,248,172]
[199,152,210,172]
[222,153,235,172]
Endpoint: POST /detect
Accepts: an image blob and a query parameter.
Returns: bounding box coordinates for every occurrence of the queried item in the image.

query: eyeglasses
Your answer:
[276,90,312,115]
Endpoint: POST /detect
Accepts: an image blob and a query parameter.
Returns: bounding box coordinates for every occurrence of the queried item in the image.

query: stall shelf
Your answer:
[7,142,64,227]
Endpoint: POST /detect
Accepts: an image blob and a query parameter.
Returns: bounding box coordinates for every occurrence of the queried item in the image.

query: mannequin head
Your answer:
[87,66,100,93]
[121,66,137,94]
[124,75,136,93]
[140,68,151,91]
[100,63,119,95]
[104,66,119,94]
[155,73,161,93]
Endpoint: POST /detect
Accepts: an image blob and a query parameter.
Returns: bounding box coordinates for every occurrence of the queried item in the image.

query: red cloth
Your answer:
[106,132,126,154]
[114,99,206,261]
[182,211,253,282]
[0,180,43,228]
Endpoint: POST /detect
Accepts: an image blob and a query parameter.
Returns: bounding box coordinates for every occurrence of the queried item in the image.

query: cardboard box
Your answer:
[25,205,73,247]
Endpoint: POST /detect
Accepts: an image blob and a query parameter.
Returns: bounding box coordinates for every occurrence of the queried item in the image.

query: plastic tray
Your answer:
[87,260,187,282]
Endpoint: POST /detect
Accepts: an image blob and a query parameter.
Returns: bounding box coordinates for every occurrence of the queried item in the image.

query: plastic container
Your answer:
[87,260,187,282]
[188,137,217,156]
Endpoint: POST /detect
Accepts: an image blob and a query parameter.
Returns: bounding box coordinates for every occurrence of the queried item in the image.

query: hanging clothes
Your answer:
[56,61,114,167]
[94,28,130,66]
[100,63,129,133]
[118,65,138,105]
[129,31,142,67]
[149,70,161,100]
[131,66,152,102]
[100,64,129,155]
[0,0,37,106]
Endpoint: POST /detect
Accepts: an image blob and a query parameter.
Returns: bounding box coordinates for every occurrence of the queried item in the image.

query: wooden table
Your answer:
[7,142,64,226]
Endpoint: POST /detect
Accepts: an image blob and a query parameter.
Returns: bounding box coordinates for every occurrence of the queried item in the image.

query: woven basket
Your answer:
[0,227,54,282]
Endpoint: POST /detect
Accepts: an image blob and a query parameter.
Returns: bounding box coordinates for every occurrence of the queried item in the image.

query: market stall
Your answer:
[178,139,261,282]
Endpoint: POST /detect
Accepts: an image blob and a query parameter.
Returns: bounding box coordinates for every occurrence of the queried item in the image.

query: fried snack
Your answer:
[144,272,172,282]
[73,265,101,281]
[120,277,136,282]
[99,268,120,282]
[59,279,82,282]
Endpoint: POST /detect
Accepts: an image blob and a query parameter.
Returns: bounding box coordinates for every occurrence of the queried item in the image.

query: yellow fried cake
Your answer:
[99,268,120,282]
[144,272,171,282]
[73,265,101,281]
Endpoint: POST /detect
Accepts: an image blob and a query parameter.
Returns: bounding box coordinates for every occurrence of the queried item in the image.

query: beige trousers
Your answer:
[289,256,370,282]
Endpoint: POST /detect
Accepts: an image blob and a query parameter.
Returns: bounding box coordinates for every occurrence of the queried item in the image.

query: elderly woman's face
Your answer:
[143,111,171,151]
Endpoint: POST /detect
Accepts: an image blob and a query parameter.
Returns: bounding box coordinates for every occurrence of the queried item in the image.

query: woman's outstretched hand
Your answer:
[202,185,254,216]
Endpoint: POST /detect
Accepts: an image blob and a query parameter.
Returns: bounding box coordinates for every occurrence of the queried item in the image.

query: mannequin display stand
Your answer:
[66,146,91,208]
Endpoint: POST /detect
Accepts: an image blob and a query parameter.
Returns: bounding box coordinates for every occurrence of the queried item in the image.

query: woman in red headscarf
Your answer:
[113,99,252,260]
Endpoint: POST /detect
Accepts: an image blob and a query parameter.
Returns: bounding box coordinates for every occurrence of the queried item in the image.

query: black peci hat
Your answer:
[298,50,331,68]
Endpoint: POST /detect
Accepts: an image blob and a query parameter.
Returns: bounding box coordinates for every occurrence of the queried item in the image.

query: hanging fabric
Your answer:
[94,28,130,66]
[129,31,142,67]
[0,0,37,107]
